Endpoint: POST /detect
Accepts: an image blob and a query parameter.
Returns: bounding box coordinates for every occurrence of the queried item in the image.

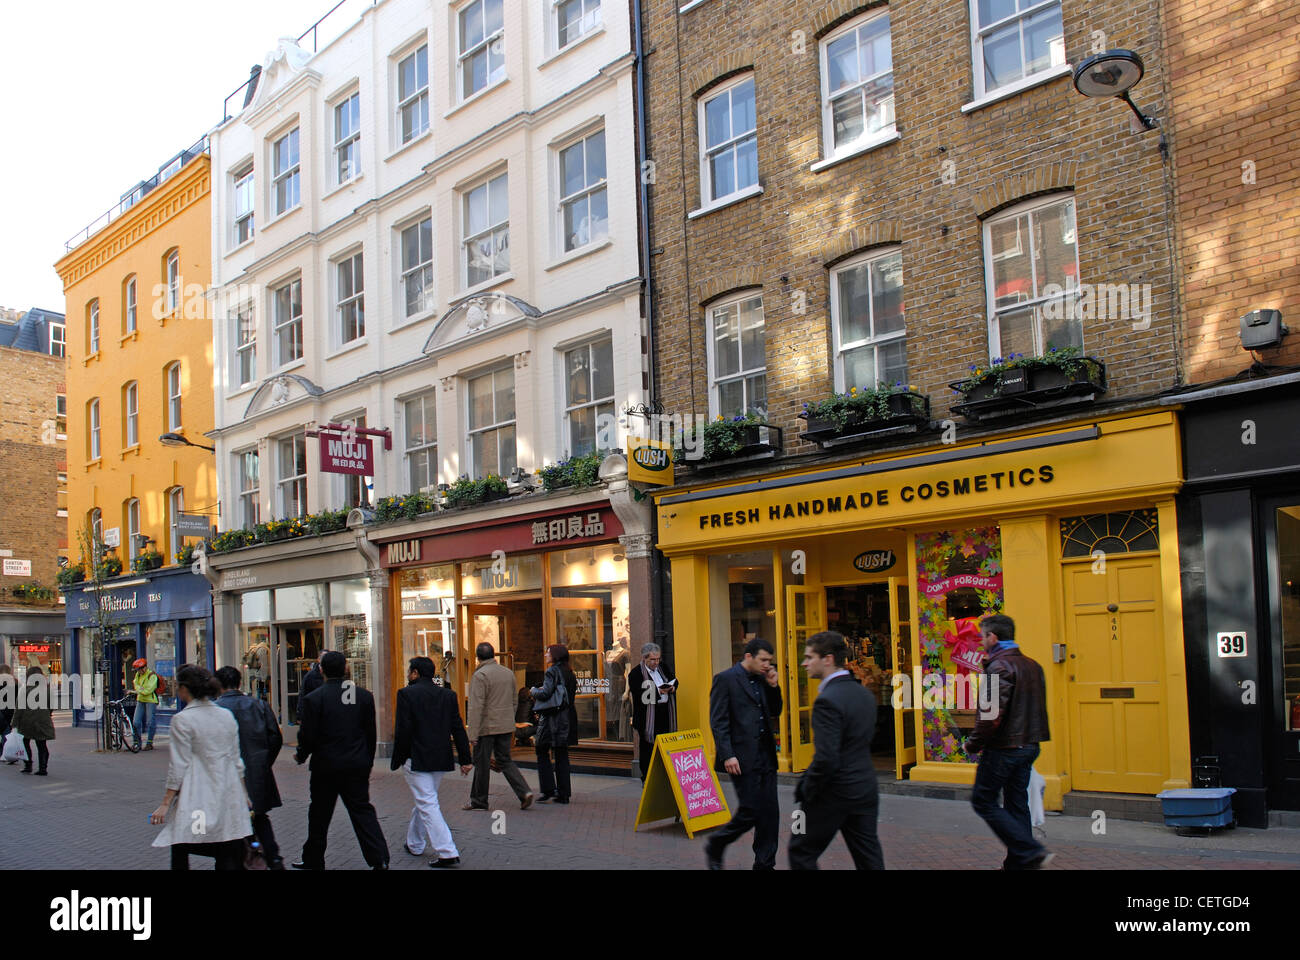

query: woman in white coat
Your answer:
[149,664,253,870]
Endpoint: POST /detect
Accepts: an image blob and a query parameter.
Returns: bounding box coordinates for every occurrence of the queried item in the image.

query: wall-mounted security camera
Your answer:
[1240,309,1287,350]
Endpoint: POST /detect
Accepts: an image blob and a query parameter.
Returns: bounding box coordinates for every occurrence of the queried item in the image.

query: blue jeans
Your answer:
[132,700,157,745]
[971,743,1044,868]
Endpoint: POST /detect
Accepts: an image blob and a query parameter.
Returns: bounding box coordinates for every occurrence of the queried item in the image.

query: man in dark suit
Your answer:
[300,649,327,699]
[705,637,783,870]
[292,651,390,870]
[789,631,885,870]
[393,656,473,868]
[629,642,678,782]
[215,665,285,869]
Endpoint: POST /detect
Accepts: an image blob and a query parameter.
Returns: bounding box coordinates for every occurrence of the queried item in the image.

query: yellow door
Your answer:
[785,586,826,771]
[1063,554,1168,793]
[890,576,918,777]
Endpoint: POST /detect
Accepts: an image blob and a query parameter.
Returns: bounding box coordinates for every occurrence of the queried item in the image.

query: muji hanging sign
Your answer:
[309,422,392,476]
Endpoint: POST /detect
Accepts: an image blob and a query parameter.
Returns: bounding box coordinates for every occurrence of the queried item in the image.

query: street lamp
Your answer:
[159,432,216,452]
[1072,49,1158,131]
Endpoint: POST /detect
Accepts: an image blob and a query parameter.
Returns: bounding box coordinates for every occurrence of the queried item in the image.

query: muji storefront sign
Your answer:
[319,434,373,476]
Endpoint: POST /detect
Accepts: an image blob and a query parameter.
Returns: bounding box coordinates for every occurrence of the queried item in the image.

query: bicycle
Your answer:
[105,696,140,753]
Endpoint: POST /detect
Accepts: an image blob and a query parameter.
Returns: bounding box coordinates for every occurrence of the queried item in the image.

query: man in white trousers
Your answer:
[391,656,472,868]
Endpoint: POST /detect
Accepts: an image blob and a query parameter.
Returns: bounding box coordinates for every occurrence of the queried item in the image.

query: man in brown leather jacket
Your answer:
[966,613,1053,869]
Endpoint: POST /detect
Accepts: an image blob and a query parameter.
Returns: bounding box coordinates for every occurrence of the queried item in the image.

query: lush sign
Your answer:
[634,728,731,838]
[628,437,675,486]
[853,549,897,573]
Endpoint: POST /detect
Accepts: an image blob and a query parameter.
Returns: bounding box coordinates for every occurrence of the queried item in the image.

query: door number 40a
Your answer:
[1217,631,1248,658]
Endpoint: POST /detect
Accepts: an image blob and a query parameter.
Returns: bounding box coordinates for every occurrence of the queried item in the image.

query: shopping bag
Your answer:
[3,730,26,763]
[1028,767,1046,827]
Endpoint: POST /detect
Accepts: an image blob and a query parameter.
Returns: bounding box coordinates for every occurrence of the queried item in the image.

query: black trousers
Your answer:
[536,744,571,800]
[470,733,531,807]
[638,738,654,782]
[23,738,49,770]
[709,767,779,869]
[301,769,389,869]
[170,839,244,871]
[252,812,280,862]
[789,792,885,870]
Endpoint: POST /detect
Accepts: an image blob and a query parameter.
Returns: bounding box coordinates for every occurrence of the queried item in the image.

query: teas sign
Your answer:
[853,549,896,573]
[319,432,373,476]
[633,728,731,838]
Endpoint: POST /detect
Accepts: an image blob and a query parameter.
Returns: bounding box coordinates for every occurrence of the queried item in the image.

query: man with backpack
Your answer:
[132,657,161,750]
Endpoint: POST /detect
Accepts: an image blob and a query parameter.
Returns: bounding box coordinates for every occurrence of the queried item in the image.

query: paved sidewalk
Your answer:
[4,716,1299,870]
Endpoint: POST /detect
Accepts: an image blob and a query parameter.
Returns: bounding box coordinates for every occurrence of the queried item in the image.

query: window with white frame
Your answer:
[126,499,140,562]
[708,293,766,419]
[336,251,365,343]
[272,127,301,216]
[970,0,1065,99]
[463,172,509,286]
[334,91,361,184]
[88,398,100,459]
[273,278,303,365]
[237,448,261,528]
[124,276,137,334]
[339,414,373,509]
[404,391,438,493]
[166,362,182,430]
[234,164,255,243]
[397,44,429,144]
[466,366,516,478]
[458,0,505,100]
[166,250,180,314]
[234,305,256,387]
[820,11,895,158]
[400,216,433,317]
[167,487,184,561]
[831,249,906,391]
[558,129,608,253]
[556,0,601,48]
[563,338,614,457]
[88,301,99,354]
[124,381,139,447]
[55,393,66,438]
[984,194,1081,358]
[700,75,757,207]
[49,321,65,357]
[277,432,308,518]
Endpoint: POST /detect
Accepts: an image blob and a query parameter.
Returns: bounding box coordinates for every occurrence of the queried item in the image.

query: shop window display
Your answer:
[398,564,456,687]
[239,591,273,704]
[186,620,209,671]
[330,579,373,692]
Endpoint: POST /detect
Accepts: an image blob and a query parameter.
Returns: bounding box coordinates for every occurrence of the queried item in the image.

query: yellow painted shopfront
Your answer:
[655,410,1191,809]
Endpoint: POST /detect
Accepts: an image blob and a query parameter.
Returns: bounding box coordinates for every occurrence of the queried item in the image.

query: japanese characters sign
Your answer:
[318,432,374,476]
[531,512,606,545]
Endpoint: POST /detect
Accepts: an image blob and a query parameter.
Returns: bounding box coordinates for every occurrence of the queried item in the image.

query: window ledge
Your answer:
[274,359,306,376]
[386,129,433,163]
[322,173,364,202]
[544,236,613,272]
[452,272,515,305]
[325,337,370,362]
[121,444,141,460]
[810,130,901,172]
[264,204,304,229]
[390,308,438,334]
[86,457,102,471]
[679,0,712,11]
[444,76,510,120]
[227,237,255,257]
[226,383,257,402]
[961,64,1074,115]
[688,184,763,220]
[540,25,606,69]
[82,351,100,366]
[119,330,139,345]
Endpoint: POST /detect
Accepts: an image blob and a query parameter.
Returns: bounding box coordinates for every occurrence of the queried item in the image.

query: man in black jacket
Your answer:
[393,656,473,868]
[789,631,884,870]
[215,666,285,869]
[300,650,327,699]
[292,651,390,870]
[966,613,1053,870]
[629,642,678,782]
[705,638,783,870]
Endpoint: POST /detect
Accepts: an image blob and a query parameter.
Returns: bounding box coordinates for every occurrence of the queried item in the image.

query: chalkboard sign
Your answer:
[633,729,731,838]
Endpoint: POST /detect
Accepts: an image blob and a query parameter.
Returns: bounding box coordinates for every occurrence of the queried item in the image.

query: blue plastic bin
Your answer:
[1155,787,1236,828]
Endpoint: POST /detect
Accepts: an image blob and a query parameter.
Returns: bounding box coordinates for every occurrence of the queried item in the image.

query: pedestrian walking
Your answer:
[0,663,16,751]
[392,656,473,868]
[215,666,285,870]
[530,644,578,803]
[149,665,252,870]
[300,649,327,699]
[464,642,533,812]
[789,631,884,870]
[629,642,678,781]
[11,665,55,776]
[131,657,160,751]
[292,651,390,870]
[704,638,783,870]
[966,613,1053,870]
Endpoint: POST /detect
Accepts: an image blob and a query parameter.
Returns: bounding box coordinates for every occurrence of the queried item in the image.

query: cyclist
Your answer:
[132,657,160,751]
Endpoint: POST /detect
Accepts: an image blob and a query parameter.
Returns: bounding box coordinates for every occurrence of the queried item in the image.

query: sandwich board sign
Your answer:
[633,728,730,838]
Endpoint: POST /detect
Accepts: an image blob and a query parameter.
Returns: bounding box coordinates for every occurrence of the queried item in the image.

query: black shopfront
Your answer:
[1176,372,1300,827]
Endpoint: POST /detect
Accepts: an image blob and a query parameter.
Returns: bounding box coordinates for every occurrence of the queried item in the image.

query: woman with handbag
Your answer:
[149,664,254,870]
[11,666,55,775]
[530,645,578,804]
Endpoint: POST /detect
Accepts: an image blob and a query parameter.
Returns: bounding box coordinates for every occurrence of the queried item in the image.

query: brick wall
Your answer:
[643,0,1180,444]
[1165,0,1300,383]
[0,345,67,594]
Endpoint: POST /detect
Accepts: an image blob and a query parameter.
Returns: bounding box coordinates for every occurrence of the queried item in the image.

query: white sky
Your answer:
[0,0,375,314]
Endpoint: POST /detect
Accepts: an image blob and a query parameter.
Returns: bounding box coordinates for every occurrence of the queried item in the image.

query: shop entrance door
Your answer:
[553,598,605,741]
[276,623,324,730]
[786,586,826,771]
[1063,554,1168,793]
[887,576,917,778]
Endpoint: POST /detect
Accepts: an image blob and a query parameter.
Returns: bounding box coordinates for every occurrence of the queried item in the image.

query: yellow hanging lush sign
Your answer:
[628,436,675,486]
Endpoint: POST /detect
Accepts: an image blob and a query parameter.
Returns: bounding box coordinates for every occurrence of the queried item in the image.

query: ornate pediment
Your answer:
[243,373,325,418]
[422,293,541,355]
[243,39,320,119]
